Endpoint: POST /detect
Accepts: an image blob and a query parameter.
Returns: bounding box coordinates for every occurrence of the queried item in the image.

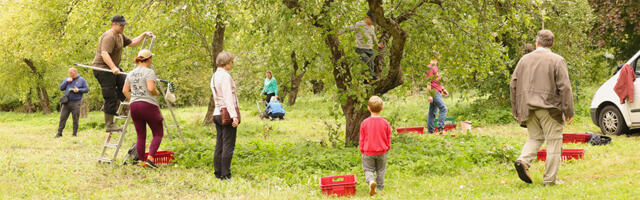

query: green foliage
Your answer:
[167,132,519,184]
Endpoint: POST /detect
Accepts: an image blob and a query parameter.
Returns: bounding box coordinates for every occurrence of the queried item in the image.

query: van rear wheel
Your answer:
[599,105,627,136]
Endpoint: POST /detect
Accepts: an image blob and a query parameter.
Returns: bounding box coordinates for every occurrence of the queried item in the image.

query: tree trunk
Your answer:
[203,19,227,125]
[80,98,89,118]
[287,51,308,106]
[343,99,371,146]
[23,58,51,114]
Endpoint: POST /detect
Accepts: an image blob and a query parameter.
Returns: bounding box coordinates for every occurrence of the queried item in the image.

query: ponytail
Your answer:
[134,56,152,64]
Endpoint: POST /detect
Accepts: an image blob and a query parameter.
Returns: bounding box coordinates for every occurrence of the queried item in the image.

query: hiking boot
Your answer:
[514,160,532,184]
[145,156,158,169]
[369,181,377,196]
[105,114,122,132]
[54,133,62,138]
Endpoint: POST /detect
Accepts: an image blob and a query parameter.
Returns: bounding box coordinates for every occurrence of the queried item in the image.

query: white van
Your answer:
[590,50,640,135]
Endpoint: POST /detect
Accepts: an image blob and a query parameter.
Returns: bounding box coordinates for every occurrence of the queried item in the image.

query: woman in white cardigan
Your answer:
[210,51,240,181]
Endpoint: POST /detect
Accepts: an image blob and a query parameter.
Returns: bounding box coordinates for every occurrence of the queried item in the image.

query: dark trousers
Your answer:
[213,115,237,179]
[267,112,285,120]
[93,69,126,115]
[130,101,164,161]
[356,48,376,80]
[265,93,276,103]
[57,100,81,135]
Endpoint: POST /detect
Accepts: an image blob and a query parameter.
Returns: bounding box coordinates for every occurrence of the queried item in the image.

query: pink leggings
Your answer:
[130,101,164,161]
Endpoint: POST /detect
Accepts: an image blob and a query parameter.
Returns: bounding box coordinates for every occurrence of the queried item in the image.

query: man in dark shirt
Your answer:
[92,14,153,132]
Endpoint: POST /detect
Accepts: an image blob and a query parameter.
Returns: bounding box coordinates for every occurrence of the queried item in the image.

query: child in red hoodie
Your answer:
[359,96,391,196]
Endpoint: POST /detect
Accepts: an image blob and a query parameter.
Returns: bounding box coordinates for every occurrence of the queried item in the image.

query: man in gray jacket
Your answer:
[510,30,574,186]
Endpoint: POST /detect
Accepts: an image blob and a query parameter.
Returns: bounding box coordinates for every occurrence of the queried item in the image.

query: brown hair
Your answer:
[134,56,152,64]
[368,96,383,113]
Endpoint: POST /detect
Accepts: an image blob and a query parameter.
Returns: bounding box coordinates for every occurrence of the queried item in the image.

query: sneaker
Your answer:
[54,133,62,138]
[145,156,158,169]
[514,160,532,184]
[369,181,377,196]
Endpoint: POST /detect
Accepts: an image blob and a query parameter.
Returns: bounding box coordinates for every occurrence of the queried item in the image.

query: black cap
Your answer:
[111,14,128,25]
[367,10,375,23]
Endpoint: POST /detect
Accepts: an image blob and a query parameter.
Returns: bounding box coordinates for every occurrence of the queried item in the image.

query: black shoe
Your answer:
[514,160,532,184]
[54,133,62,138]
[72,133,77,137]
[145,159,158,169]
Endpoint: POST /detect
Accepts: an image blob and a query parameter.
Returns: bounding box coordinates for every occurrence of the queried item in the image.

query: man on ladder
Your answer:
[92,14,153,132]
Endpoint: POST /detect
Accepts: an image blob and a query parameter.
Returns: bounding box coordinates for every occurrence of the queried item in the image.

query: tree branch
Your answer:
[395,0,442,23]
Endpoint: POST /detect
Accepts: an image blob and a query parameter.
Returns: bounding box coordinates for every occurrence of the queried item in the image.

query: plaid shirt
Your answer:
[426,64,444,93]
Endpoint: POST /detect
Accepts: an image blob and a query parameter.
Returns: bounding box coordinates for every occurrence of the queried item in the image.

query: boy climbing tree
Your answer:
[341,10,384,82]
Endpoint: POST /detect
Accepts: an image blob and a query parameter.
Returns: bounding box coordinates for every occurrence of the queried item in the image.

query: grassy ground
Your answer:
[1,94,640,199]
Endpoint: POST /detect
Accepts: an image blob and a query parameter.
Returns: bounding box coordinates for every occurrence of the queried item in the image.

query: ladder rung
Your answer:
[107,129,124,133]
[115,116,128,120]
[120,102,130,106]
[104,143,119,148]
[98,158,113,163]
[167,124,178,127]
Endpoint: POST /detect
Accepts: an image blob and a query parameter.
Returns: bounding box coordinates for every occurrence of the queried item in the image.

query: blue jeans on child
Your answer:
[427,92,448,133]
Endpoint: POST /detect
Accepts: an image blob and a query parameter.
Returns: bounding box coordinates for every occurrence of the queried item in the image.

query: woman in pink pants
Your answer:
[122,49,163,168]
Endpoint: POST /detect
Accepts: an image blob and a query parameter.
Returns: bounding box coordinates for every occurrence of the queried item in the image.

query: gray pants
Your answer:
[58,101,81,135]
[355,48,376,80]
[362,153,388,189]
[517,109,564,184]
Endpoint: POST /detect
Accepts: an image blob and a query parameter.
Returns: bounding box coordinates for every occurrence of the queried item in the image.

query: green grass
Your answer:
[1,94,640,199]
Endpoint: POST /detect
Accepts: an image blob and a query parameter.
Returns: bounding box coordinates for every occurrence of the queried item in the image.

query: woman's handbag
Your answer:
[220,106,241,126]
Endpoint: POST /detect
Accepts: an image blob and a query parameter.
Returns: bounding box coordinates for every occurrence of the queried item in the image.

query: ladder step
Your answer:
[120,102,130,106]
[98,158,113,163]
[104,143,119,148]
[167,124,178,127]
[115,116,128,120]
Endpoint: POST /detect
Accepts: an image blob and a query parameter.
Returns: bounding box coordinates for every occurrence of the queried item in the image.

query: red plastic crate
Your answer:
[397,127,424,134]
[320,174,357,197]
[144,151,174,164]
[434,124,457,131]
[537,149,584,161]
[563,133,590,143]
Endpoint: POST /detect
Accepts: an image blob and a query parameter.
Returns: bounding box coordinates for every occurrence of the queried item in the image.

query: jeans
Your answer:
[427,92,448,133]
[362,153,388,189]
[57,100,81,135]
[355,48,376,80]
[130,101,164,161]
[213,115,237,179]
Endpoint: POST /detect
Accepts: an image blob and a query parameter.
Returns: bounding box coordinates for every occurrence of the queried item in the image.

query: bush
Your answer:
[166,131,519,184]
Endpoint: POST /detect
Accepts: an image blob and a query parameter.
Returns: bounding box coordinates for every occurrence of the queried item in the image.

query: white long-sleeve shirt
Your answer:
[211,68,239,118]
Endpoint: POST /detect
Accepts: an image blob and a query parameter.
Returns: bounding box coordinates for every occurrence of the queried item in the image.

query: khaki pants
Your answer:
[517,109,564,184]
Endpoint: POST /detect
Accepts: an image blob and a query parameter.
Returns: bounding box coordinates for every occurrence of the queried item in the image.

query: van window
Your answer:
[636,58,640,75]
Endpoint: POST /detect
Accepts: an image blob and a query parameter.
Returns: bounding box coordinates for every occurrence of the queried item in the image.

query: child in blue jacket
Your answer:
[264,96,285,120]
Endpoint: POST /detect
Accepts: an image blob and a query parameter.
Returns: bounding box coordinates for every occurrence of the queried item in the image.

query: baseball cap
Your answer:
[111,14,128,25]
[138,49,153,59]
[367,10,375,23]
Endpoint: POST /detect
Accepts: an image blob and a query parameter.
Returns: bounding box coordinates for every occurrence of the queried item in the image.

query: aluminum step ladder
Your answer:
[97,101,131,163]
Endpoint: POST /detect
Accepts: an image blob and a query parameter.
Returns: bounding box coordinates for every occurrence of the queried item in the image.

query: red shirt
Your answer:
[426,64,444,93]
[359,116,391,156]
